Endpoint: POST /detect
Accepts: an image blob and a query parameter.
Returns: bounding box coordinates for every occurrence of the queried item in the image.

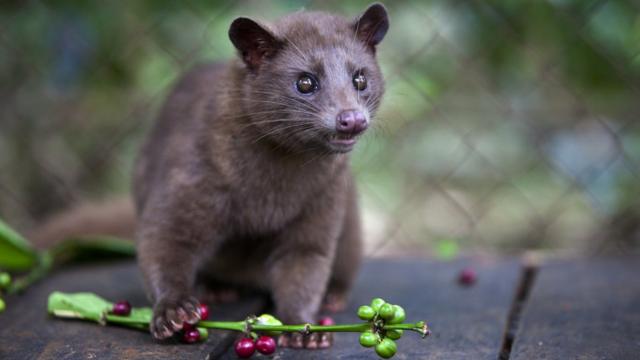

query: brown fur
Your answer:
[135,4,389,346]
[31,3,389,348]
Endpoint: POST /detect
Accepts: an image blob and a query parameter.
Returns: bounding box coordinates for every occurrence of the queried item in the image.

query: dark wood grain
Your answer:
[221,258,522,359]
[0,260,265,360]
[14,257,636,360]
[510,257,640,360]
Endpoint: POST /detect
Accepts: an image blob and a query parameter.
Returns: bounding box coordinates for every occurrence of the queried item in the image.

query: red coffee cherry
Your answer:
[234,338,256,358]
[199,303,209,320]
[182,328,201,344]
[255,336,276,355]
[458,267,477,286]
[111,301,132,316]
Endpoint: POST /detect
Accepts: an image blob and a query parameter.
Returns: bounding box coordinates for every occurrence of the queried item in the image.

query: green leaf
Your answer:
[48,291,153,330]
[49,236,135,264]
[0,218,38,271]
[47,291,113,323]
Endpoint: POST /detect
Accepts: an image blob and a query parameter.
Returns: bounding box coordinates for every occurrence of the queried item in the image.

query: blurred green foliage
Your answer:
[0,0,638,255]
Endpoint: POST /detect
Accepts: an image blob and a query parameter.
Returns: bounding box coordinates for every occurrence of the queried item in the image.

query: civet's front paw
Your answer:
[150,296,201,340]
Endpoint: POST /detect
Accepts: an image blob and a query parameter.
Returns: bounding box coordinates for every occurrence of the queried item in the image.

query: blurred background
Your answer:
[1,0,639,258]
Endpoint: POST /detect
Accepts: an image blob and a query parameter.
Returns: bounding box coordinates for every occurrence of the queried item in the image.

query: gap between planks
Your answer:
[203,259,540,360]
[498,262,539,360]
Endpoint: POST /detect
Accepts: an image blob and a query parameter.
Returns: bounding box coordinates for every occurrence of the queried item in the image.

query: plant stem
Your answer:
[197,320,429,336]
[104,314,430,337]
[7,253,52,294]
[8,238,135,295]
[256,323,372,333]
[197,321,246,331]
[385,323,431,337]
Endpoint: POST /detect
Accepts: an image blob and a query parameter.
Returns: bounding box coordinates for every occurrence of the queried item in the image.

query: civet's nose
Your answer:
[336,110,368,135]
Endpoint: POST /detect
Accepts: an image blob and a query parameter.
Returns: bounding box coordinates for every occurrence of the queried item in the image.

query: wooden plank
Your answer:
[220,258,522,359]
[511,257,640,360]
[0,260,265,360]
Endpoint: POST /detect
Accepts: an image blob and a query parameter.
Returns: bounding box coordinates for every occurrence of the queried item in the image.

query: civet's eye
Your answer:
[353,72,367,91]
[296,73,318,94]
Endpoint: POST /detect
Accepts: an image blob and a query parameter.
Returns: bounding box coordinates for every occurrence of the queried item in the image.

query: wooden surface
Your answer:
[510,257,640,360]
[0,261,265,360]
[1,257,639,359]
[221,258,522,359]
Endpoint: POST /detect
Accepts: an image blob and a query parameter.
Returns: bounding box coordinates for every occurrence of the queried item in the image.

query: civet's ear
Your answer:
[354,3,389,52]
[229,18,282,71]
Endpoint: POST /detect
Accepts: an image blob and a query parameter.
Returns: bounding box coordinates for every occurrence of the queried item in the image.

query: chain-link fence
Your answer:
[1,0,639,257]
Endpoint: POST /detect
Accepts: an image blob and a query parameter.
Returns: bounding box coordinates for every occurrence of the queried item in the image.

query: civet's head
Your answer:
[229,3,389,153]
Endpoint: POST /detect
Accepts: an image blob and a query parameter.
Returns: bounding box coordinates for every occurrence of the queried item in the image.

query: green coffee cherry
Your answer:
[357,305,376,320]
[385,329,403,340]
[389,305,406,324]
[197,327,209,341]
[375,338,397,359]
[0,273,10,289]
[379,303,395,320]
[257,314,280,323]
[359,330,378,347]
[256,314,283,335]
[370,298,386,312]
[0,298,5,312]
